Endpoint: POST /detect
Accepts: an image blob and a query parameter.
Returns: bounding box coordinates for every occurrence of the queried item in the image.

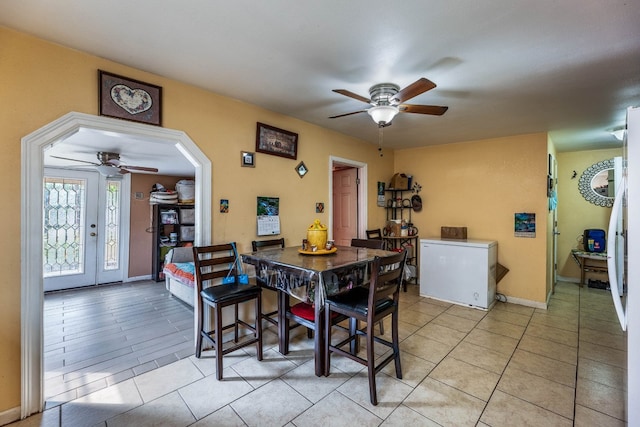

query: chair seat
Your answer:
[327,287,394,316]
[290,302,340,320]
[289,302,315,320]
[201,283,261,304]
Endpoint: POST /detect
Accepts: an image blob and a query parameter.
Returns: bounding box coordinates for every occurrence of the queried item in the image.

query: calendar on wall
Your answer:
[257,196,280,236]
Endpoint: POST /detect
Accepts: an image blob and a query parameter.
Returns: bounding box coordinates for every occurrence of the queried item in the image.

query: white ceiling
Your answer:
[43,128,195,177]
[3,0,640,175]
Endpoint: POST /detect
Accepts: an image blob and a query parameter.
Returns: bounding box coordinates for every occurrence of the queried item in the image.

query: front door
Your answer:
[43,168,124,291]
[332,167,358,246]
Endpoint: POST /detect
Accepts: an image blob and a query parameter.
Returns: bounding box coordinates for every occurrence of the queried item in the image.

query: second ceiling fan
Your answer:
[51,151,159,176]
[330,77,448,127]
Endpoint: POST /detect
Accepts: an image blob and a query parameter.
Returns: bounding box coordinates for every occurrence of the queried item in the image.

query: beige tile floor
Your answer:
[11,281,628,426]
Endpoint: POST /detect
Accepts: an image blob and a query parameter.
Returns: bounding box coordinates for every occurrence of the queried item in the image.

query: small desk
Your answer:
[571,249,608,287]
[241,245,392,376]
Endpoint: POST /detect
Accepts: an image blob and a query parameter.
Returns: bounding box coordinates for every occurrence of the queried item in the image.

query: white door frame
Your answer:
[21,112,211,418]
[328,156,367,240]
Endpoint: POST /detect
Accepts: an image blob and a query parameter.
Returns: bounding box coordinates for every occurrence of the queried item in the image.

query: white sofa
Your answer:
[163,246,195,307]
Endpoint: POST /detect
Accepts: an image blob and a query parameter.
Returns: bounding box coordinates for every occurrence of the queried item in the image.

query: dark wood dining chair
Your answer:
[251,240,315,349]
[324,250,407,405]
[193,243,263,380]
[351,238,387,334]
[366,228,383,239]
[351,238,385,250]
[277,265,349,355]
[251,238,285,328]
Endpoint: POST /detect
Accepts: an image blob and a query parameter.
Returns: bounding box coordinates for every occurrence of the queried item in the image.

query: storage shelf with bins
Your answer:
[152,203,195,281]
[384,189,419,284]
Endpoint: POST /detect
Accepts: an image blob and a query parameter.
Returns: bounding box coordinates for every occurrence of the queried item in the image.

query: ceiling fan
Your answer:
[330,77,448,127]
[51,151,159,176]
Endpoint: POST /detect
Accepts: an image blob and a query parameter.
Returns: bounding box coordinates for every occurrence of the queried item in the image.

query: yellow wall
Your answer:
[394,133,549,303]
[0,27,393,413]
[556,148,622,280]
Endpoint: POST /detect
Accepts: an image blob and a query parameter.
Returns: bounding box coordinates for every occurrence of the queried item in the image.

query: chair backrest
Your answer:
[251,238,285,252]
[367,250,407,311]
[192,243,239,292]
[351,238,385,250]
[366,229,382,239]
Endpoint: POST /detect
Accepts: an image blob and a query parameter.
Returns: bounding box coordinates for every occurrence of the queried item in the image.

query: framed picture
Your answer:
[514,212,536,238]
[241,151,255,167]
[256,122,298,159]
[99,70,162,126]
[295,161,308,178]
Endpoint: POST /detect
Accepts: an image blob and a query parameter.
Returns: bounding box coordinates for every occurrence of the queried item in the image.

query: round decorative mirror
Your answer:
[578,159,615,207]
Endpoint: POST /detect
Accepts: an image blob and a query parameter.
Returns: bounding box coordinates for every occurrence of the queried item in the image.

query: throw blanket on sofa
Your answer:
[163,261,195,288]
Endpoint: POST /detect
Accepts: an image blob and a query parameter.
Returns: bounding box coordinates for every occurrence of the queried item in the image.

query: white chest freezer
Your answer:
[420,238,497,310]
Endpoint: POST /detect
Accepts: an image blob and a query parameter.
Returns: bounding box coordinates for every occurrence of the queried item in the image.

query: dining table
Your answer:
[241,245,393,376]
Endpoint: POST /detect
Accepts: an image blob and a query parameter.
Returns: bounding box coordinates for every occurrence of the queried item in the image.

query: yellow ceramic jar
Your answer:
[306,219,327,250]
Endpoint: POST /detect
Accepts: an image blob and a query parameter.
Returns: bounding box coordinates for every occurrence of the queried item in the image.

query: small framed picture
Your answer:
[98,70,162,126]
[295,161,308,178]
[241,151,255,167]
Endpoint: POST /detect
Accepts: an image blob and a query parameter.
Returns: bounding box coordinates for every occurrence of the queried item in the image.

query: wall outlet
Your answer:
[134,192,144,200]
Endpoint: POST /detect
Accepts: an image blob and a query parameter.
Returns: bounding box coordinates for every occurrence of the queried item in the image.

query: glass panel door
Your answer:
[43,169,125,290]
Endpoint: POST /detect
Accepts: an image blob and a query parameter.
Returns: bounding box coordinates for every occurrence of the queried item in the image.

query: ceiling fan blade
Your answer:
[50,155,100,166]
[400,104,449,116]
[392,78,437,104]
[329,110,368,119]
[120,165,159,173]
[332,89,371,104]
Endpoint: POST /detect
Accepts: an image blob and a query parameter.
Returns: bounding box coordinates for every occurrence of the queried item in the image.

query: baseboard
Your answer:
[0,406,20,426]
[124,275,152,282]
[502,295,547,310]
[556,275,580,284]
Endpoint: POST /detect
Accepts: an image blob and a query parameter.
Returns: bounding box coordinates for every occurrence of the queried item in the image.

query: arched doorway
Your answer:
[20,112,212,417]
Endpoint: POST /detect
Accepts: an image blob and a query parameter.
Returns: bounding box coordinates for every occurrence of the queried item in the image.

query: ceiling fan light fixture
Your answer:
[368,105,399,126]
[96,164,120,176]
[610,126,626,141]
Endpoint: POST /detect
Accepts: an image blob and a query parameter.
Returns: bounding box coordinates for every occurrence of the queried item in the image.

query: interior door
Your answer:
[332,167,358,246]
[43,168,124,291]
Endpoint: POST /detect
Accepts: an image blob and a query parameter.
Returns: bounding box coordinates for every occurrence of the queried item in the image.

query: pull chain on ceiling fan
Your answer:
[330,77,448,127]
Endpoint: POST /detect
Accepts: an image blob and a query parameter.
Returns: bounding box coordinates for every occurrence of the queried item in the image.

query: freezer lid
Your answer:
[420,237,497,248]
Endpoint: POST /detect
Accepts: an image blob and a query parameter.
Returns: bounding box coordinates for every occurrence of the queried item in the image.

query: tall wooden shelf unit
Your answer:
[384,189,419,284]
[152,203,195,281]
